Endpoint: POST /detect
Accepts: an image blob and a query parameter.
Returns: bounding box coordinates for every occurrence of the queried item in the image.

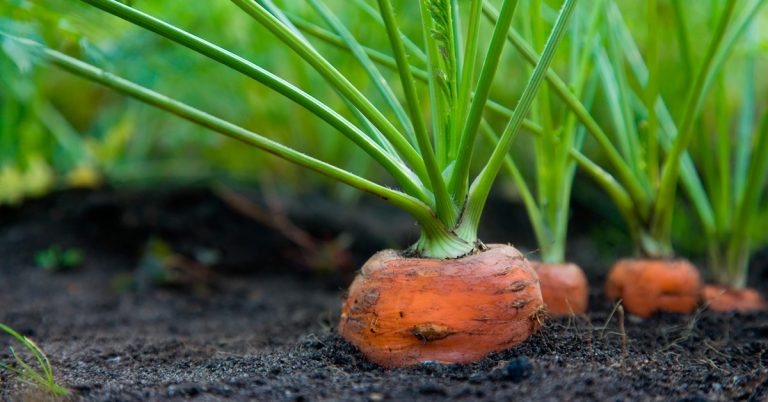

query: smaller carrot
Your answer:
[605,259,701,318]
[702,285,766,312]
[531,261,589,316]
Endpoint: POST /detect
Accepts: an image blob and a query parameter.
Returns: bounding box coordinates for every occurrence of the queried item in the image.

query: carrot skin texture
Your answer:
[605,258,702,318]
[703,285,766,312]
[339,244,544,368]
[531,261,589,316]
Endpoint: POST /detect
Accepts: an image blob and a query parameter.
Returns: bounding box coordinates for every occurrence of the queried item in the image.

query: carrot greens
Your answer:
[485,0,763,259]
[685,24,768,289]
[2,0,578,258]
[484,0,603,264]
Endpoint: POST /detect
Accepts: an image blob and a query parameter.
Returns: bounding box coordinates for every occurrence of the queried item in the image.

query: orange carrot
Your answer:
[339,244,544,368]
[702,285,766,312]
[531,261,589,316]
[605,259,702,318]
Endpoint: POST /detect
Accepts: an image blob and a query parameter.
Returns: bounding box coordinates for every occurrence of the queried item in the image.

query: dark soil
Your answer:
[1,188,767,401]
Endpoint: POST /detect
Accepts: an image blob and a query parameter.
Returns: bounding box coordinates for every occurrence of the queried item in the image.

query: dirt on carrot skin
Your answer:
[1,188,768,401]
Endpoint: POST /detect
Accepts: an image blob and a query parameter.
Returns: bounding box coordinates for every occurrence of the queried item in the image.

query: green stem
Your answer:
[77,0,430,202]
[378,0,458,226]
[614,17,717,239]
[285,14,429,80]
[603,11,646,187]
[229,0,431,183]
[287,16,545,138]
[494,93,636,242]
[645,0,659,186]
[449,0,519,202]
[734,29,757,203]
[670,0,692,87]
[453,0,483,162]
[650,1,738,251]
[29,38,474,258]
[349,0,427,61]
[480,121,550,261]
[482,2,653,219]
[451,0,463,73]
[529,0,555,240]
[418,0,454,167]
[714,75,732,233]
[282,13,549,147]
[308,0,416,145]
[26,39,442,240]
[459,0,578,241]
[725,113,768,288]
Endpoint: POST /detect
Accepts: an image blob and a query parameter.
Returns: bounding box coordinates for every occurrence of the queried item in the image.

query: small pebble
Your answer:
[418,383,447,396]
[675,396,708,402]
[504,356,533,382]
[468,373,484,384]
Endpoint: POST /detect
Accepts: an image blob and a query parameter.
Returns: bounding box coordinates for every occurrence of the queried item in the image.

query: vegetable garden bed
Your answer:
[1,189,766,401]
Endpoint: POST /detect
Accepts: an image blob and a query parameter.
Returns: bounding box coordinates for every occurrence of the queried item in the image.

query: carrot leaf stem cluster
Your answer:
[3,0,579,258]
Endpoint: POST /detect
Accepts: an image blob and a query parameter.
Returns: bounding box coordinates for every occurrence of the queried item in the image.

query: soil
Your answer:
[1,187,767,402]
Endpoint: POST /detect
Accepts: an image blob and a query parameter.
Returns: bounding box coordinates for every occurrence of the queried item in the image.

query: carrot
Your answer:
[338,244,544,368]
[605,259,702,318]
[702,285,766,312]
[531,262,589,316]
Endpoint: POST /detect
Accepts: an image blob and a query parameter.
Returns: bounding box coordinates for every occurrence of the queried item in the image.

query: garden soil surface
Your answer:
[1,188,767,401]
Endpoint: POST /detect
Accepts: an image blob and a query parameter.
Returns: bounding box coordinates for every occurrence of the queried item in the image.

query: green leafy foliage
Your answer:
[2,1,767,268]
[1,0,578,258]
[1,0,377,204]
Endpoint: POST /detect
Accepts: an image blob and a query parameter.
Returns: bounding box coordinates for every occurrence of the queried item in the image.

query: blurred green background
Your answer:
[2,0,768,260]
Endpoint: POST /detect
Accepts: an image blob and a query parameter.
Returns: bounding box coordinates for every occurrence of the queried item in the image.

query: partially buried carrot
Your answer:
[605,258,702,318]
[339,244,544,368]
[702,285,766,312]
[531,261,589,316]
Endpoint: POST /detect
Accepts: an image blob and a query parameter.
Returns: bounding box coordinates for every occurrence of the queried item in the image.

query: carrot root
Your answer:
[338,244,544,368]
[702,285,766,312]
[605,258,701,318]
[531,261,589,316]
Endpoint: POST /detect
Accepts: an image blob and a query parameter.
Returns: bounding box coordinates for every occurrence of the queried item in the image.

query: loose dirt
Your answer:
[1,188,766,401]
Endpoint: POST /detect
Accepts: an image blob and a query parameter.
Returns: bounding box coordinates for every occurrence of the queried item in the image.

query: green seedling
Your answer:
[0,323,69,397]
[34,246,83,272]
